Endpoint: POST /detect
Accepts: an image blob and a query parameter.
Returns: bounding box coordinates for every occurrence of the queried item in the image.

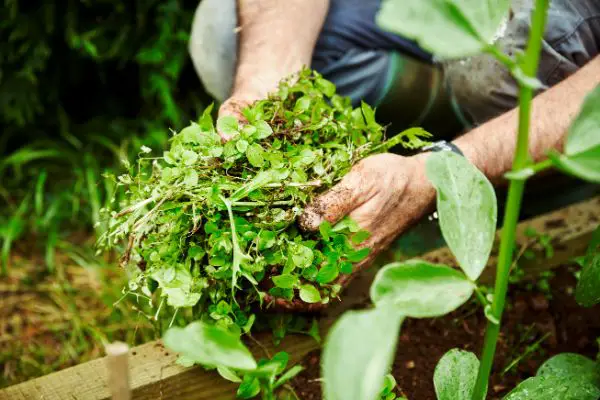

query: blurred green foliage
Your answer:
[0,0,210,271]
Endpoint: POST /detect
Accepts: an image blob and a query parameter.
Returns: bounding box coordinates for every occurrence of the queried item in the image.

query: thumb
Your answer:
[298,165,375,231]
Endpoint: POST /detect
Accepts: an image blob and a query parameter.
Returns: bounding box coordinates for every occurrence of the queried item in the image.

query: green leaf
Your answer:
[316,78,336,98]
[361,101,376,127]
[376,0,511,59]
[254,120,273,139]
[271,351,290,374]
[370,260,475,317]
[237,375,261,399]
[503,375,600,400]
[537,353,600,387]
[322,308,403,400]
[434,349,481,400]
[340,261,353,274]
[236,139,249,153]
[575,226,600,307]
[180,123,203,144]
[565,86,600,156]
[162,287,201,308]
[163,321,257,370]
[290,243,314,269]
[345,248,370,263]
[316,262,339,284]
[294,96,311,113]
[548,149,600,183]
[217,115,239,137]
[198,103,215,131]
[319,221,333,241]
[217,365,242,383]
[426,151,497,280]
[379,374,397,397]
[257,230,276,250]
[181,149,198,166]
[299,284,321,303]
[351,230,371,245]
[183,169,198,187]
[272,274,298,289]
[550,86,600,183]
[333,217,361,233]
[246,143,265,168]
[274,365,304,388]
[292,148,317,167]
[308,319,321,344]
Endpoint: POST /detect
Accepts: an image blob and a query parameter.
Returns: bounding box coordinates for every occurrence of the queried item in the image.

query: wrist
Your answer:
[410,153,437,209]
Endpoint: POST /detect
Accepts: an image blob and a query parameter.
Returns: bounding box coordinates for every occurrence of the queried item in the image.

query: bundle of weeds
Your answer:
[100,69,429,333]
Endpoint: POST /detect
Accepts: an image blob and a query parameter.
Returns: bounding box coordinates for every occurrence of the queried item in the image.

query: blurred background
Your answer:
[0,0,211,386]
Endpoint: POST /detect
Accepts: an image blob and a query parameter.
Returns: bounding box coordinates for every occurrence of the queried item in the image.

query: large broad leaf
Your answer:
[434,349,481,400]
[537,353,600,387]
[503,375,600,400]
[565,86,600,156]
[163,321,257,371]
[377,0,511,59]
[322,308,403,400]
[549,148,600,183]
[426,152,497,280]
[576,226,600,307]
[550,86,600,183]
[370,260,474,318]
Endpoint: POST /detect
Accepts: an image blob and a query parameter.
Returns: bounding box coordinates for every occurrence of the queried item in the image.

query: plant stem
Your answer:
[232,200,295,207]
[529,158,553,174]
[471,1,549,398]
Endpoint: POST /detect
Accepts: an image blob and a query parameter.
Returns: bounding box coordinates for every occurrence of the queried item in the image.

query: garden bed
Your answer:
[294,263,600,400]
[0,195,598,400]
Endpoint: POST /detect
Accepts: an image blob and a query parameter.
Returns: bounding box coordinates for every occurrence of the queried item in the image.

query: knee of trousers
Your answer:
[189,0,238,103]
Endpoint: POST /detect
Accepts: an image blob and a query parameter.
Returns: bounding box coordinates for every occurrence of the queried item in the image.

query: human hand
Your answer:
[265,152,437,311]
[217,92,261,141]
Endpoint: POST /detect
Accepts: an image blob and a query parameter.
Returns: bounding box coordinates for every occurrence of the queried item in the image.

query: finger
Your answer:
[217,99,250,141]
[263,293,327,313]
[298,163,377,232]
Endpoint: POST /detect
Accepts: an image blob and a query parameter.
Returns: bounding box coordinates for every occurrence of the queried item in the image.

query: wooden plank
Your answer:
[1,196,598,400]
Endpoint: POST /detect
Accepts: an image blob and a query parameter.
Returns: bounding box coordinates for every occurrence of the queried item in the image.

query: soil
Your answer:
[291,264,600,400]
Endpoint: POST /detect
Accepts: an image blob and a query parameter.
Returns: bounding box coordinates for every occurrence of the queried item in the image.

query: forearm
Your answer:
[454,55,600,184]
[233,0,329,98]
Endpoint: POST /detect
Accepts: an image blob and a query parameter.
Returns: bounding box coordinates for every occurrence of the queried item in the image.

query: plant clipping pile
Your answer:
[100,69,427,332]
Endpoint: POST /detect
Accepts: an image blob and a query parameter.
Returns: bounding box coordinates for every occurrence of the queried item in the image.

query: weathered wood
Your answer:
[105,342,131,400]
[1,196,598,400]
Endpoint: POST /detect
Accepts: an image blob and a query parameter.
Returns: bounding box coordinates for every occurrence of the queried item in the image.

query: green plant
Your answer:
[0,0,208,274]
[321,0,600,399]
[98,69,428,397]
[164,321,304,399]
[575,225,600,307]
[99,69,428,331]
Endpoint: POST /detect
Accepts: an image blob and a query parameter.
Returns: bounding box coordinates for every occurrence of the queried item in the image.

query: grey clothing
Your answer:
[447,0,600,125]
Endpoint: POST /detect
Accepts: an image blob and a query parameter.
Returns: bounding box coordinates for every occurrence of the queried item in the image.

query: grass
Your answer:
[0,128,172,387]
[0,235,158,388]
